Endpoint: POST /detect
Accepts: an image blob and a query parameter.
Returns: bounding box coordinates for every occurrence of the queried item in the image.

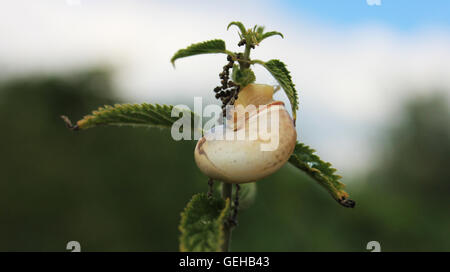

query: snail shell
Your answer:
[194,84,297,184]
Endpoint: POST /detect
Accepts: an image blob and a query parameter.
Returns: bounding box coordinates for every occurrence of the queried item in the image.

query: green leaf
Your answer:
[68,103,196,132]
[179,193,231,252]
[260,31,284,42]
[288,142,355,208]
[171,39,227,66]
[260,59,299,122]
[256,25,265,35]
[231,65,256,87]
[227,21,247,35]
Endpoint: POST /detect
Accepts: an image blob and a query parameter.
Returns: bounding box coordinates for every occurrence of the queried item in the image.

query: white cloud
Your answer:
[1,0,449,174]
[367,0,382,6]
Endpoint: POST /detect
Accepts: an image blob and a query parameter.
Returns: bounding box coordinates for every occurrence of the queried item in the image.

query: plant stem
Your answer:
[238,44,252,71]
[244,44,251,61]
[222,182,233,199]
[221,42,252,252]
[221,182,233,252]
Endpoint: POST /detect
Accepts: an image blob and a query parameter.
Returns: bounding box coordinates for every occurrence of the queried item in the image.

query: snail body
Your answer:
[194,84,297,184]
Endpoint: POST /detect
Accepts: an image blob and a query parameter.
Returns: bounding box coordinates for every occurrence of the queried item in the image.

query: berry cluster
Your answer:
[214,55,241,116]
[237,38,255,49]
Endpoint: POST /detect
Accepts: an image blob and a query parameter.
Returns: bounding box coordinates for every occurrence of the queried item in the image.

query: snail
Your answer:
[194,83,297,184]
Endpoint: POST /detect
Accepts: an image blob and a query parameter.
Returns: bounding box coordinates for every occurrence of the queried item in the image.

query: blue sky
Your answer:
[280,0,450,31]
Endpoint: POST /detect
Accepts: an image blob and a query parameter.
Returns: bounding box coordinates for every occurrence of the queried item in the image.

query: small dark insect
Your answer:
[212,55,242,116]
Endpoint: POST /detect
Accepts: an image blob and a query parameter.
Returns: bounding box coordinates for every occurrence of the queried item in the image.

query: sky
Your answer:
[0,0,449,176]
[281,0,450,31]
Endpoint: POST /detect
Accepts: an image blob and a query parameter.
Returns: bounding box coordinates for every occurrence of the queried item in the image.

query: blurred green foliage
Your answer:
[0,69,449,251]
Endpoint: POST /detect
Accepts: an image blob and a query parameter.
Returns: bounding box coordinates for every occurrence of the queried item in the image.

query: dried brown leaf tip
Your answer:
[60,115,79,131]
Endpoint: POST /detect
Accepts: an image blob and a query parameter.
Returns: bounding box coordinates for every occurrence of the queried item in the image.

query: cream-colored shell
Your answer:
[194,84,297,184]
